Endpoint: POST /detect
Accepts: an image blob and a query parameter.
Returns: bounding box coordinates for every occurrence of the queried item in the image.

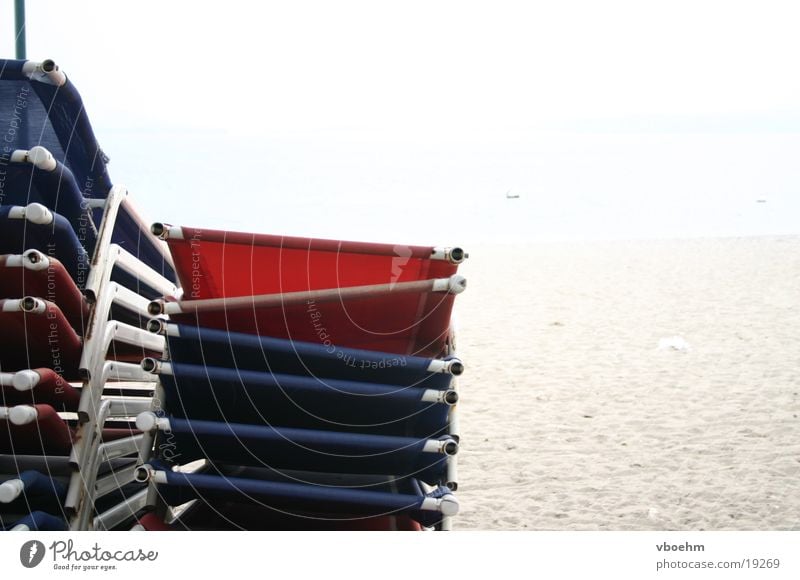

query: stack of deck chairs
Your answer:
[0,58,178,531]
[1,59,467,531]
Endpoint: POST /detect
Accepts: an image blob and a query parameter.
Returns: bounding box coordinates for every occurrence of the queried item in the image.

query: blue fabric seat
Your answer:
[162,322,461,389]
[157,361,454,438]
[0,59,112,198]
[149,461,456,528]
[0,206,89,287]
[152,416,455,485]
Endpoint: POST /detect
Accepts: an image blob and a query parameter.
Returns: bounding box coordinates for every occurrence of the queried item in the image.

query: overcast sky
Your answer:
[2,1,799,242]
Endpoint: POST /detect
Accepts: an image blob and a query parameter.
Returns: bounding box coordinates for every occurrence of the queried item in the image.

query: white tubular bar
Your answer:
[80,433,146,529]
[152,275,468,316]
[101,321,166,354]
[9,523,31,532]
[21,59,67,86]
[420,389,459,406]
[106,397,155,418]
[83,186,127,302]
[420,493,459,516]
[141,358,171,375]
[447,456,458,492]
[0,479,25,503]
[422,438,459,455]
[135,411,171,432]
[426,358,465,376]
[0,372,16,387]
[84,198,106,210]
[79,246,121,375]
[449,409,460,440]
[77,360,156,422]
[100,434,146,463]
[150,223,182,240]
[7,203,54,225]
[103,361,158,384]
[105,281,153,316]
[430,246,468,264]
[92,488,148,531]
[94,464,138,499]
[115,246,178,298]
[65,399,111,511]
[68,399,113,530]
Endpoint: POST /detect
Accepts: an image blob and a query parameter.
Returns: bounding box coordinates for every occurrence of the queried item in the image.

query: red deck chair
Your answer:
[151,224,466,299]
[0,404,74,454]
[0,251,89,332]
[0,368,81,410]
[0,298,83,378]
[151,276,466,358]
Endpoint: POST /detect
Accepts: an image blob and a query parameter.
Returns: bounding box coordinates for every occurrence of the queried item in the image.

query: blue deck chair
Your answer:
[3,510,68,531]
[137,413,456,485]
[0,59,112,198]
[112,203,177,284]
[138,461,458,528]
[145,360,456,438]
[0,470,67,514]
[154,321,464,389]
[0,148,97,243]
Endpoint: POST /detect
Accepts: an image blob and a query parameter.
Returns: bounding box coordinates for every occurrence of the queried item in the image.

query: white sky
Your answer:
[2,1,799,242]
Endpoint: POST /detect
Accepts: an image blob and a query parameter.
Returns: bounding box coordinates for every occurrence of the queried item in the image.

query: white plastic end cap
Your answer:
[11,370,40,392]
[22,249,50,270]
[0,479,24,503]
[8,405,38,426]
[439,495,460,517]
[27,146,57,171]
[448,275,467,294]
[135,411,159,432]
[25,203,54,225]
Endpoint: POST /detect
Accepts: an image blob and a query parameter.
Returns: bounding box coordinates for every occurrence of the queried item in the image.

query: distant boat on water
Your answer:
[505,191,520,199]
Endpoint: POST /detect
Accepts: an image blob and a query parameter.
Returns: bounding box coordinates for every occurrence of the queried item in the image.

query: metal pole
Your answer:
[15,0,26,59]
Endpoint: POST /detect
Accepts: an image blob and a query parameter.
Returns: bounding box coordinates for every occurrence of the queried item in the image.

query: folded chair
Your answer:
[135,462,458,530]
[0,59,177,531]
[0,59,112,198]
[0,250,89,331]
[151,275,465,358]
[0,204,90,287]
[152,224,466,299]
[135,413,456,485]
[143,359,455,438]
[0,368,81,410]
[150,321,464,388]
[0,147,97,242]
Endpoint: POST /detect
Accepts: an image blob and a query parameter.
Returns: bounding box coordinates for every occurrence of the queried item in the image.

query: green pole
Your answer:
[15,0,26,59]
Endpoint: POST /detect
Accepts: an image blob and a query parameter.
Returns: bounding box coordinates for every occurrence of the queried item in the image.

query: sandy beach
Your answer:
[455,235,800,530]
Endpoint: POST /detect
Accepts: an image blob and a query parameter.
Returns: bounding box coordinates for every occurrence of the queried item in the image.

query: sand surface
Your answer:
[454,236,800,530]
